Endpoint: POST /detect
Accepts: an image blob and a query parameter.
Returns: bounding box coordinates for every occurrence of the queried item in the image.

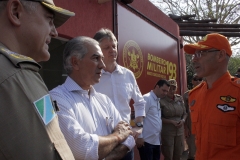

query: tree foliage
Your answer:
[151,0,240,51]
[150,0,240,88]
[228,54,240,75]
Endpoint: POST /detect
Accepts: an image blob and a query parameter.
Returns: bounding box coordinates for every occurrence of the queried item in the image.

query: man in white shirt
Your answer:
[93,28,146,160]
[136,79,170,160]
[50,36,135,160]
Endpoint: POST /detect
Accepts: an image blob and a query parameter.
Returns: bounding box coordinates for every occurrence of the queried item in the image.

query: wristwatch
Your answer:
[135,122,143,128]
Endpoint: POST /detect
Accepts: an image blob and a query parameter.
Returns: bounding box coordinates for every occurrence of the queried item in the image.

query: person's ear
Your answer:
[71,56,81,71]
[7,0,23,26]
[217,50,227,62]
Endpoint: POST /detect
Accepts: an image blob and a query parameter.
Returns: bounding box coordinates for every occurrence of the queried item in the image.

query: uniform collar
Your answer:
[208,72,232,89]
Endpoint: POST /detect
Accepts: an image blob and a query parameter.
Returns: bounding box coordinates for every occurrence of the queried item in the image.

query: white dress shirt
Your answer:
[139,91,162,145]
[94,64,146,123]
[50,77,135,160]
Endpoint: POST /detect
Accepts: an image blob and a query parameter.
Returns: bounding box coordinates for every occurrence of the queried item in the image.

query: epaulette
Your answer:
[175,94,181,97]
[230,77,240,88]
[0,46,41,71]
[175,94,183,102]
[189,82,205,96]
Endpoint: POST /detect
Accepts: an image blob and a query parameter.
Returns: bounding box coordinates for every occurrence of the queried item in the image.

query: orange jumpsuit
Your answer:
[189,72,240,160]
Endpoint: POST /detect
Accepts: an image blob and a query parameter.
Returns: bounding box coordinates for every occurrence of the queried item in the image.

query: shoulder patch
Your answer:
[190,100,195,106]
[34,94,56,125]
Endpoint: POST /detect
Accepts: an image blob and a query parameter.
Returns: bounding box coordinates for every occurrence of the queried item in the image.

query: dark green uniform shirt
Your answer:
[0,44,74,160]
[160,94,187,136]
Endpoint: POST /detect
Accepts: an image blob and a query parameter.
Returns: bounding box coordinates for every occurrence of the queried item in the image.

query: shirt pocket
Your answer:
[208,114,237,146]
[116,83,132,100]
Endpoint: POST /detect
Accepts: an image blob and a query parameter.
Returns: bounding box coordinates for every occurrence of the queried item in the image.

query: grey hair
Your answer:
[21,1,38,13]
[93,28,118,44]
[63,36,99,74]
[0,1,38,13]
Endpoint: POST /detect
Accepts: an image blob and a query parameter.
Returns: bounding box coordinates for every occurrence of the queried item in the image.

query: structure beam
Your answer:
[178,23,240,28]
[180,28,240,32]
[180,31,240,37]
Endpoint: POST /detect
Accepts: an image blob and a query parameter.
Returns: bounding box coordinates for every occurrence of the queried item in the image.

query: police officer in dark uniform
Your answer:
[0,0,75,159]
[160,79,187,160]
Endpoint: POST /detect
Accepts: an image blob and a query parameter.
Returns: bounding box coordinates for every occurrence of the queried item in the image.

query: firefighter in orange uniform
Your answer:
[184,33,240,160]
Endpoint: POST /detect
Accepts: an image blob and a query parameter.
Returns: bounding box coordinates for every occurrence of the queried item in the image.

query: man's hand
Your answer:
[136,138,144,148]
[176,120,184,128]
[131,127,143,140]
[171,120,179,126]
[113,121,132,143]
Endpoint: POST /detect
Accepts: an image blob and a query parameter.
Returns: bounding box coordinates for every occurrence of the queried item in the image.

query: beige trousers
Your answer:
[162,135,183,160]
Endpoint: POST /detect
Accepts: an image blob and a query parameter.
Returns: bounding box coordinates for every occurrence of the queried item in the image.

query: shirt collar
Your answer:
[64,76,96,95]
[102,64,124,75]
[150,90,160,101]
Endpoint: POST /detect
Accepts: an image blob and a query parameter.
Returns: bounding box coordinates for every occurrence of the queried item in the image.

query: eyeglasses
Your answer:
[192,49,219,59]
[193,78,203,81]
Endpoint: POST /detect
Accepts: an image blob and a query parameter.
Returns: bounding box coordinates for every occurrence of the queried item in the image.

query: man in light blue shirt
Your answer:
[136,79,170,160]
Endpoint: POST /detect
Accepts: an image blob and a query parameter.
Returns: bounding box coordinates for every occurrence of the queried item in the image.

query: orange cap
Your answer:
[184,33,232,56]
